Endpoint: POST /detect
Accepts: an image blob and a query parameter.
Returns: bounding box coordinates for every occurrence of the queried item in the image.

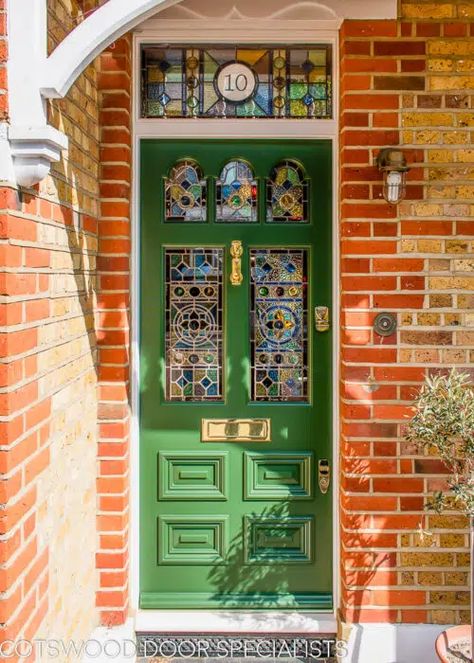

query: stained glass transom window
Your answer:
[165,160,207,222]
[216,160,257,223]
[165,248,223,401]
[267,160,309,224]
[141,45,332,119]
[250,249,308,402]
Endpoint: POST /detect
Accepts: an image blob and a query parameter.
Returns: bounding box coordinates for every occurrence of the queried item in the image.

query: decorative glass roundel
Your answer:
[215,62,258,103]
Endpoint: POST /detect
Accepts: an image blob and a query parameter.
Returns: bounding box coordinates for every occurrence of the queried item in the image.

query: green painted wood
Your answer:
[140,139,332,610]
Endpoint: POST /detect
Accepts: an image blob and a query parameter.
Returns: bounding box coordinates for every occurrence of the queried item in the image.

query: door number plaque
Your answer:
[202,418,271,442]
[215,62,258,103]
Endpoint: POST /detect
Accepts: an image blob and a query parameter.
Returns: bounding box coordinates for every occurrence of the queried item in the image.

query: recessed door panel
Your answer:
[141,139,332,610]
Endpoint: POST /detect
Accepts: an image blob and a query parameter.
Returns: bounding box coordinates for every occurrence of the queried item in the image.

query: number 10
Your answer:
[224,73,249,92]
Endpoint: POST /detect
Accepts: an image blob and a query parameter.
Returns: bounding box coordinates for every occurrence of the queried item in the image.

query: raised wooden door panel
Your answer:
[140,139,332,610]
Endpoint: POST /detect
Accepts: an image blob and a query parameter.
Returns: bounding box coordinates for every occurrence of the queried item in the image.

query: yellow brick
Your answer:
[446,240,469,253]
[458,3,474,18]
[430,515,469,529]
[430,591,470,605]
[457,331,474,345]
[439,533,466,548]
[402,3,454,18]
[427,59,454,73]
[418,572,443,585]
[399,349,412,362]
[456,59,474,72]
[465,313,474,326]
[414,130,442,144]
[454,259,474,271]
[431,610,456,624]
[400,552,454,567]
[403,112,453,127]
[457,553,470,567]
[418,312,441,325]
[401,239,417,253]
[428,41,474,56]
[443,131,470,144]
[456,185,474,199]
[430,75,474,91]
[456,149,474,163]
[400,571,415,585]
[427,185,455,199]
[458,113,474,128]
[413,202,444,216]
[443,348,466,363]
[430,276,474,289]
[428,149,454,163]
[418,240,443,253]
[444,312,461,325]
[445,572,467,585]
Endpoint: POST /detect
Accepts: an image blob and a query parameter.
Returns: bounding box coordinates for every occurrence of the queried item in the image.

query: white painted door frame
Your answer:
[130,24,340,633]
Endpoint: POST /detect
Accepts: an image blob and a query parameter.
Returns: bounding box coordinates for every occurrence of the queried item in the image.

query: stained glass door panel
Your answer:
[140,140,332,610]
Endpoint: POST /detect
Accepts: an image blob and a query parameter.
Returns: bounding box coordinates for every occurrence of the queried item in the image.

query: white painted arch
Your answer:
[4,0,397,186]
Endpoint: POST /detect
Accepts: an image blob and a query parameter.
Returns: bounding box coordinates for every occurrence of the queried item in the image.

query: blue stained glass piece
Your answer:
[231,181,241,190]
[208,384,218,396]
[147,84,162,100]
[303,93,314,106]
[201,377,211,388]
[159,60,171,72]
[254,89,271,113]
[158,92,171,106]
[286,263,296,273]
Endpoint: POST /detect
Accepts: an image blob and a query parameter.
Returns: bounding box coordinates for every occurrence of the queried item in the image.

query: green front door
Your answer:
[140,139,332,609]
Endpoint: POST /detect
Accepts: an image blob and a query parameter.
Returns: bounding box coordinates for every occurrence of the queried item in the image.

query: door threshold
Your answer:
[135,609,337,634]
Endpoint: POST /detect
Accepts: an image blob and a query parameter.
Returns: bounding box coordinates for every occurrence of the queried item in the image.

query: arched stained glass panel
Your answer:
[216,160,258,223]
[165,160,207,222]
[266,160,309,224]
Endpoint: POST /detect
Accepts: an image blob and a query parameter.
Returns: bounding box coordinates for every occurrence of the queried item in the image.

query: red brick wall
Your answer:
[340,8,474,626]
[96,35,132,626]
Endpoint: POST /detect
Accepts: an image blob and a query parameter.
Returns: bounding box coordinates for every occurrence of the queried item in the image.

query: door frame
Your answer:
[130,25,340,633]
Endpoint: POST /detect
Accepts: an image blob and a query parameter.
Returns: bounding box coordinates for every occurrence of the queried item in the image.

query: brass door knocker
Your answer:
[230,240,243,286]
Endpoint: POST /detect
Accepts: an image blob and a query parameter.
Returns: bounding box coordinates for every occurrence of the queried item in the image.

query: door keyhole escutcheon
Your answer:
[318,459,330,494]
[314,306,330,332]
[230,240,244,287]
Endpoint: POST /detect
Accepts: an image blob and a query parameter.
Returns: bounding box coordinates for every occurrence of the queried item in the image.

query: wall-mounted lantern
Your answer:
[376,148,410,205]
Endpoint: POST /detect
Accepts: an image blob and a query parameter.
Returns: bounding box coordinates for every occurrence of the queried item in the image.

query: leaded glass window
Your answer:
[165,160,207,222]
[250,249,308,402]
[165,248,223,401]
[267,160,309,223]
[216,160,257,223]
[141,45,332,119]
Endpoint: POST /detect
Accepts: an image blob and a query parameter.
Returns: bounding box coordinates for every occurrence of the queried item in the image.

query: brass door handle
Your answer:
[318,459,330,494]
[230,240,243,287]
